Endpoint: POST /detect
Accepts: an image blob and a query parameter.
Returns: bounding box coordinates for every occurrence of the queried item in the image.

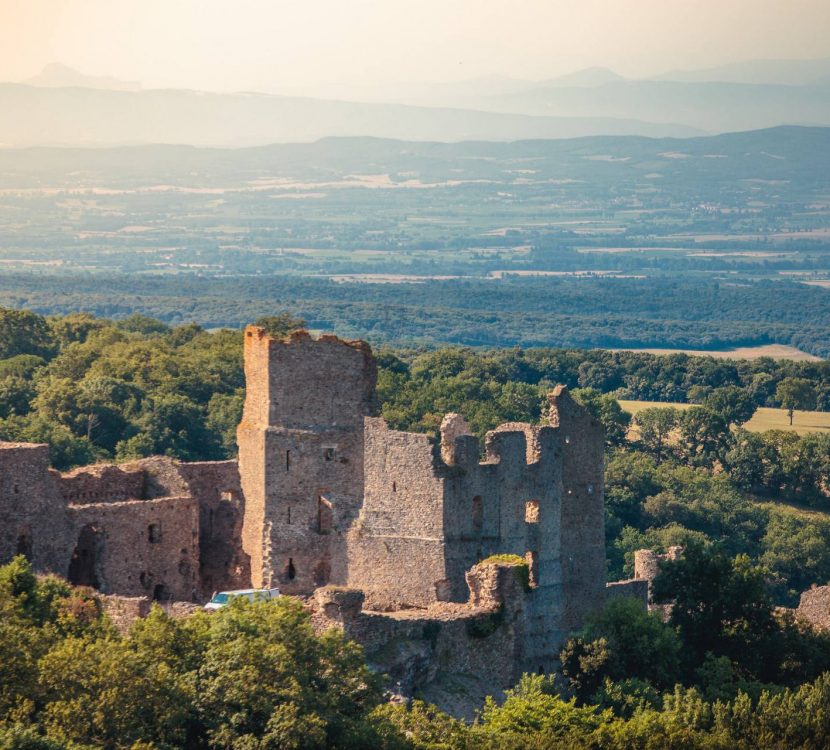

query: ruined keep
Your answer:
[235,326,614,675]
[1,325,645,696]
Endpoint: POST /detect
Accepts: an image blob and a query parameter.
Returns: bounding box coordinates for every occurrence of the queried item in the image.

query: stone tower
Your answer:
[548,386,607,632]
[236,327,377,591]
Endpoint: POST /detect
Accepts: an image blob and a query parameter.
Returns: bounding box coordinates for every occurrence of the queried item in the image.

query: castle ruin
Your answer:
[0,326,646,697]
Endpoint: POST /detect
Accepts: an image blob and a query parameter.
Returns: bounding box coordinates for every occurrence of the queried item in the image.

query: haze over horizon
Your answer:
[2,0,830,97]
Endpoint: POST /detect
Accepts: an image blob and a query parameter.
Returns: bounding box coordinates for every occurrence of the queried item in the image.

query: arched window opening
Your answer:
[318,495,333,533]
[68,525,103,589]
[153,583,169,601]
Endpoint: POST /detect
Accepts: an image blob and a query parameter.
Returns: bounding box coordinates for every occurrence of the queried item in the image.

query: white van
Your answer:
[204,587,281,610]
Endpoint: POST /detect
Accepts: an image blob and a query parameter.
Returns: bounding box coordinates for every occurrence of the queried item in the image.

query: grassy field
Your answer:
[609,344,822,362]
[619,400,830,436]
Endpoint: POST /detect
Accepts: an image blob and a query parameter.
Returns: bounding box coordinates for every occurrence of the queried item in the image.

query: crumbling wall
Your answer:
[440,423,566,671]
[634,546,683,615]
[605,579,649,609]
[178,460,250,596]
[550,386,607,632]
[123,456,191,499]
[0,442,73,573]
[311,561,529,699]
[99,594,152,634]
[634,547,683,589]
[797,585,830,631]
[237,327,377,593]
[348,418,447,610]
[59,464,146,504]
[67,496,200,601]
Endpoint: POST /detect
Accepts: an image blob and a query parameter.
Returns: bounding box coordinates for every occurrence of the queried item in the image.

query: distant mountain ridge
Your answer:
[5,58,830,146]
[24,62,141,91]
[0,125,826,188]
[656,57,830,86]
[0,82,701,148]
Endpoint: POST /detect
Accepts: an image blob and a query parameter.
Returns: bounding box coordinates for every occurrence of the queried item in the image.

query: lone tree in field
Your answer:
[776,377,817,426]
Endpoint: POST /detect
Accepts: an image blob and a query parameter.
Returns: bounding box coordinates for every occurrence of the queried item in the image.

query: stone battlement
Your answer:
[1,326,627,709]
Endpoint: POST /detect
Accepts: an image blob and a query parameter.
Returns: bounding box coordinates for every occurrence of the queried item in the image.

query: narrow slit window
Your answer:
[285,450,291,471]
[525,500,540,524]
[148,524,161,543]
[472,496,483,533]
[525,550,539,587]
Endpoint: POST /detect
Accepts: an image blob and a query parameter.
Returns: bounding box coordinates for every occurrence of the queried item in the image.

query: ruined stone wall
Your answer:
[310,561,528,698]
[59,464,146,504]
[797,585,830,631]
[441,423,566,672]
[605,578,649,608]
[67,496,200,601]
[634,547,683,590]
[99,594,152,634]
[0,442,73,573]
[177,460,250,596]
[348,418,447,609]
[58,457,192,506]
[634,546,683,616]
[237,327,377,592]
[549,386,607,632]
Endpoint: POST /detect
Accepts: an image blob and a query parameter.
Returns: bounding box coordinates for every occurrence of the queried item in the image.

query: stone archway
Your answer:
[68,524,103,589]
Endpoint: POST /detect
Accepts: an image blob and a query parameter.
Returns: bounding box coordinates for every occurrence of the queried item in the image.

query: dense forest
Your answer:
[3,273,830,355]
[5,306,830,746]
[6,551,830,749]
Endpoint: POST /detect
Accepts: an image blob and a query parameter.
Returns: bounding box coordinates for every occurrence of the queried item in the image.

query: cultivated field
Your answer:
[619,400,830,436]
[609,344,822,362]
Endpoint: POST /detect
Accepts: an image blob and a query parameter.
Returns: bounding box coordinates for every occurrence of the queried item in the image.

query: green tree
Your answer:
[116,313,170,335]
[703,386,757,426]
[476,673,609,741]
[0,309,54,360]
[253,313,307,338]
[191,598,384,750]
[573,388,631,447]
[776,377,817,425]
[651,544,778,680]
[634,407,679,462]
[678,407,729,467]
[583,598,682,690]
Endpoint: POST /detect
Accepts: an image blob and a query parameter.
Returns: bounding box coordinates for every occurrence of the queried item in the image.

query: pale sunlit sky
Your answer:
[2,0,829,93]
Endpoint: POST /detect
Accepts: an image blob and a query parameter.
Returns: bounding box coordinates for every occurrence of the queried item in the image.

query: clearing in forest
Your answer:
[619,400,830,436]
[608,344,821,362]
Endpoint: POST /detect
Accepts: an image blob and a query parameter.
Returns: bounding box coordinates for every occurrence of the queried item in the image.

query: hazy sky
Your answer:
[2,0,830,93]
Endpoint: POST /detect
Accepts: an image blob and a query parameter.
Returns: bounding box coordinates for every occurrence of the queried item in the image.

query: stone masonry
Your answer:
[1,325,647,701]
